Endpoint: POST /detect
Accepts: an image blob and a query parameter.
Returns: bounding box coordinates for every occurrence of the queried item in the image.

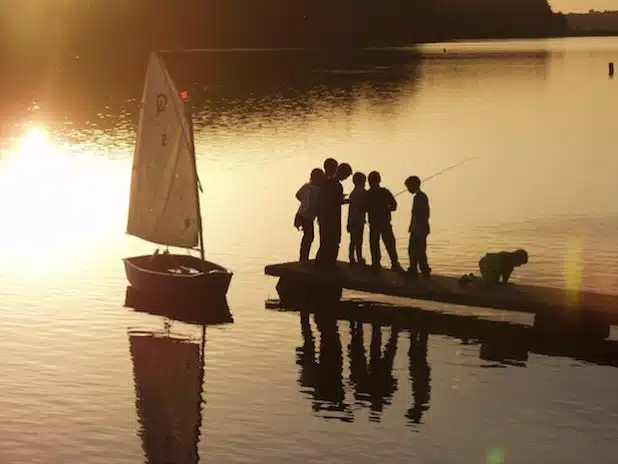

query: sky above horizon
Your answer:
[551,0,616,12]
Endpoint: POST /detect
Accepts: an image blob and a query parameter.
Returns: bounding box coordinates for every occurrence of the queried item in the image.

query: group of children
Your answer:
[295,158,530,286]
[295,158,432,280]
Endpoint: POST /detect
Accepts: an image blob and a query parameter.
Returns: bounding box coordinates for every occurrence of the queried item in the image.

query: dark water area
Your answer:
[0,38,618,462]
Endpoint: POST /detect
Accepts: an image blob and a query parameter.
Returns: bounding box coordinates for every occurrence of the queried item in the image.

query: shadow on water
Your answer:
[125,287,233,463]
[267,298,618,426]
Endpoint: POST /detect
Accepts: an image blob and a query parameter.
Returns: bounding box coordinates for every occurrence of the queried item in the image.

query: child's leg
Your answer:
[369,226,381,267]
[347,224,356,263]
[348,235,356,263]
[355,224,365,264]
[479,257,498,286]
[299,218,314,262]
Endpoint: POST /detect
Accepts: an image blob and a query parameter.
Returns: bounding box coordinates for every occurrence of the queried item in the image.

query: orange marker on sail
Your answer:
[180,91,189,101]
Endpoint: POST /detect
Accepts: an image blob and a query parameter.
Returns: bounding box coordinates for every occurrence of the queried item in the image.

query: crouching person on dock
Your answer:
[479,249,528,286]
[295,168,325,262]
[365,171,403,272]
[405,176,431,280]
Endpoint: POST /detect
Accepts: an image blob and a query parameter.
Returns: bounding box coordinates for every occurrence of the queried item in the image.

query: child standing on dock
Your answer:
[364,171,403,272]
[295,168,325,262]
[405,175,432,280]
[315,162,353,268]
[347,172,367,265]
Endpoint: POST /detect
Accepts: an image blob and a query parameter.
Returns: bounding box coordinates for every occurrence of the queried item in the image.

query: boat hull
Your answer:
[123,254,232,302]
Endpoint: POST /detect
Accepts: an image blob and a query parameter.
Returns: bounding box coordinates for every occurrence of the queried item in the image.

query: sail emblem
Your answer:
[156,94,168,116]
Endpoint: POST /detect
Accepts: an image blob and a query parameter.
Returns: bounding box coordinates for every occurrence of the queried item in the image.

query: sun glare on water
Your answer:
[0,127,128,276]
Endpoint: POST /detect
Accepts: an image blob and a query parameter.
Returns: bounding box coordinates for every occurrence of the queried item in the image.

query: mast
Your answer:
[185,104,205,263]
[192,324,206,462]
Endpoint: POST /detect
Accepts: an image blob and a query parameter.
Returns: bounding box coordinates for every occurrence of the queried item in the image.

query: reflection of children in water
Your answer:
[347,322,399,422]
[296,312,318,392]
[296,313,432,426]
[406,329,431,425]
[296,312,353,422]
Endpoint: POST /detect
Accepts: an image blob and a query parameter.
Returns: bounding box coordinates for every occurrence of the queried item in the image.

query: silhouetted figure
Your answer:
[315,158,338,266]
[364,171,402,272]
[406,329,431,425]
[348,322,399,423]
[295,168,325,262]
[296,311,318,393]
[346,172,367,265]
[315,163,352,268]
[405,176,431,279]
[368,324,400,421]
[479,249,529,286]
[313,313,353,421]
[347,321,370,403]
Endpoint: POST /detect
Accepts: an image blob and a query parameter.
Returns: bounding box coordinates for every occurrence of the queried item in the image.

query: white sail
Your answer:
[127,52,200,248]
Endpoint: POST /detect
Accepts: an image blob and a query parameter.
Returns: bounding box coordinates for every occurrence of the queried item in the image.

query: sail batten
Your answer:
[127,52,200,248]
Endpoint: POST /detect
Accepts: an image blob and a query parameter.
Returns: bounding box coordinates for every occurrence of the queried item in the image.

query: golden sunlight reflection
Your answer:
[0,127,129,275]
[563,237,583,306]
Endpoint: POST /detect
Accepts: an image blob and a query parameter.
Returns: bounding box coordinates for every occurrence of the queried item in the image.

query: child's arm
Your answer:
[295,185,305,201]
[500,264,515,284]
[387,190,397,212]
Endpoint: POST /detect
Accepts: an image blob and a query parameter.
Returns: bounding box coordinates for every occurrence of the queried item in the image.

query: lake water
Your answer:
[1,37,618,463]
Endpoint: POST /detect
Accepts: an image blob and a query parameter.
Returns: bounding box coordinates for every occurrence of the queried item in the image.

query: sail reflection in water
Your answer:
[126,285,233,463]
[129,330,204,464]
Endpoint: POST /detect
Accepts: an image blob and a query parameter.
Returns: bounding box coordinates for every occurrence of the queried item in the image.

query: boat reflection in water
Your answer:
[267,298,618,426]
[125,286,233,463]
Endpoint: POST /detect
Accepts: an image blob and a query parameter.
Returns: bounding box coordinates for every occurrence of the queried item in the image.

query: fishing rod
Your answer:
[393,156,478,197]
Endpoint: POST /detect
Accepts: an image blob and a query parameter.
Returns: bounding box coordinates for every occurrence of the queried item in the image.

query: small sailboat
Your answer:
[123,52,232,300]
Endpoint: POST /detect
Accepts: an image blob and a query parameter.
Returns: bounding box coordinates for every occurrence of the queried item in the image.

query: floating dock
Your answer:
[264,261,618,339]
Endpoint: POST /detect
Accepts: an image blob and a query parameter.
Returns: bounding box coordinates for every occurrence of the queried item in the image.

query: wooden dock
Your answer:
[264,261,618,338]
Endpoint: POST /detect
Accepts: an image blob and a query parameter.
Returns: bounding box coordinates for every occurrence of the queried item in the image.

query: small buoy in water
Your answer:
[610,62,614,77]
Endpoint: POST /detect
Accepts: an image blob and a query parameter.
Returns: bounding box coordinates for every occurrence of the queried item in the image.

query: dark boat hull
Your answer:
[123,254,232,301]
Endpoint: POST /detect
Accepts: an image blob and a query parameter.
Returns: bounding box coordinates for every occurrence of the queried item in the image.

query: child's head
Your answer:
[405,175,421,194]
[513,249,528,266]
[335,163,352,181]
[310,168,325,186]
[368,171,381,188]
[323,158,338,177]
[352,172,366,188]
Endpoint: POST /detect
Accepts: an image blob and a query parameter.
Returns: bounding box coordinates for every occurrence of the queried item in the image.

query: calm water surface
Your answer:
[1,38,618,463]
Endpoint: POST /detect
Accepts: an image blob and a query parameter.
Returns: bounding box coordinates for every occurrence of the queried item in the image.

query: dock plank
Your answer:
[264,261,618,323]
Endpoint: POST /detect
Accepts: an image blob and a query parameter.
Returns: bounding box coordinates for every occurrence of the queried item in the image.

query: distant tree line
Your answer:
[0,0,566,64]
[564,10,618,34]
